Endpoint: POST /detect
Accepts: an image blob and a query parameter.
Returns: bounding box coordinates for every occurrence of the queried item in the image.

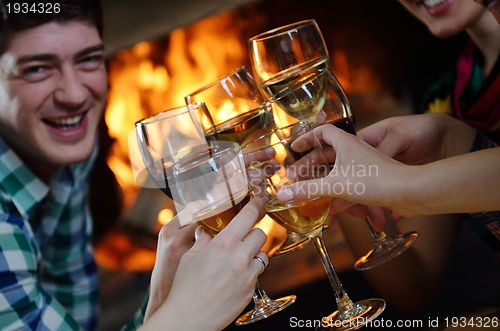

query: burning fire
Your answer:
[331,49,380,95]
[95,11,282,271]
[104,11,252,211]
[96,11,381,271]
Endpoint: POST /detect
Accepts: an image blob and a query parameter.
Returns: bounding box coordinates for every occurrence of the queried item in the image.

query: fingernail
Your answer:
[277,187,294,201]
[265,147,275,158]
[195,226,203,241]
[293,138,308,152]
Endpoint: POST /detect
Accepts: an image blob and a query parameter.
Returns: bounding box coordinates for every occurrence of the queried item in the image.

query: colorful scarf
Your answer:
[424,39,500,143]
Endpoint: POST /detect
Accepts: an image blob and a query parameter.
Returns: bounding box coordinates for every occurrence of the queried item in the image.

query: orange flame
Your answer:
[99,12,382,271]
[97,12,283,271]
[331,49,380,94]
[104,12,248,211]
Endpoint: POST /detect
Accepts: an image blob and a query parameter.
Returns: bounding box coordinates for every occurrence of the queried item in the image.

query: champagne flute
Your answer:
[264,68,420,271]
[171,147,296,326]
[248,19,329,100]
[185,66,316,258]
[240,121,386,330]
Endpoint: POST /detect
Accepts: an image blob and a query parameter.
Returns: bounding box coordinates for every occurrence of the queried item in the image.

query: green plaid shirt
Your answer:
[0,136,99,331]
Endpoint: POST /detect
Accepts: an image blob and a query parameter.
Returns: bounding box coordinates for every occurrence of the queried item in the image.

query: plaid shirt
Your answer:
[0,136,99,331]
[468,130,500,242]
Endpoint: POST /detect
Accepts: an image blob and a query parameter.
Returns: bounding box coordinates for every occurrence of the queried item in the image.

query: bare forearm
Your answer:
[407,148,500,215]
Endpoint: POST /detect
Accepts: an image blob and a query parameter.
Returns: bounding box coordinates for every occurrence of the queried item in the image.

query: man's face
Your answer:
[0,20,107,176]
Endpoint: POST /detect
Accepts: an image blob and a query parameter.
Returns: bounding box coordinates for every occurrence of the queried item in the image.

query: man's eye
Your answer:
[79,55,103,70]
[22,66,51,80]
[25,66,45,74]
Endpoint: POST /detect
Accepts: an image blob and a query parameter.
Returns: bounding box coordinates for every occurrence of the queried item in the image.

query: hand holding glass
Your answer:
[172,147,296,325]
[265,69,420,271]
[240,122,386,330]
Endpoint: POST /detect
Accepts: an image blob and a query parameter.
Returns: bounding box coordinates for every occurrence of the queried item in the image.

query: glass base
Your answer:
[354,231,420,271]
[316,298,386,331]
[235,295,297,325]
[270,225,330,259]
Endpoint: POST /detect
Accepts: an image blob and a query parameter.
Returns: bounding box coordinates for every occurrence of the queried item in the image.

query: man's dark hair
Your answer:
[0,0,104,55]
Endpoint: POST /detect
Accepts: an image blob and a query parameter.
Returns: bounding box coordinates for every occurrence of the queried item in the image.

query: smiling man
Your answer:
[0,1,106,330]
[0,21,106,181]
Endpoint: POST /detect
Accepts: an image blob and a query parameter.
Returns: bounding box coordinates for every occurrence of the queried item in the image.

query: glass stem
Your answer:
[253,280,272,306]
[312,233,354,314]
[365,215,387,246]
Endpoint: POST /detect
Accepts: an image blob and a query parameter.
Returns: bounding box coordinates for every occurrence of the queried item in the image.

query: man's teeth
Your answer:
[423,0,447,8]
[45,114,83,126]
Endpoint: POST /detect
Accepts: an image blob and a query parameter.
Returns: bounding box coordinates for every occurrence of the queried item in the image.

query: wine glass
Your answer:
[248,20,332,255]
[240,121,386,330]
[171,147,296,325]
[134,103,211,204]
[248,19,329,100]
[264,68,420,271]
[184,66,271,147]
[185,66,316,258]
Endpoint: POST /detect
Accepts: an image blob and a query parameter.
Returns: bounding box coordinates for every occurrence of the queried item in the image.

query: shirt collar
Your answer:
[0,136,99,220]
[0,137,49,219]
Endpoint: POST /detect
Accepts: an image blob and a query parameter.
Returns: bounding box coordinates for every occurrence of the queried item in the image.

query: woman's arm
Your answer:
[276,123,500,217]
[406,147,500,215]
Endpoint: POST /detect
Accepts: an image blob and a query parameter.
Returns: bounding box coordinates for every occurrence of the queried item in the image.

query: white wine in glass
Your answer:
[264,196,332,236]
[260,56,328,104]
[186,66,315,258]
[172,147,296,326]
[203,106,271,147]
[264,68,420,272]
[185,66,272,147]
[249,20,329,122]
[249,19,329,93]
[240,121,386,330]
